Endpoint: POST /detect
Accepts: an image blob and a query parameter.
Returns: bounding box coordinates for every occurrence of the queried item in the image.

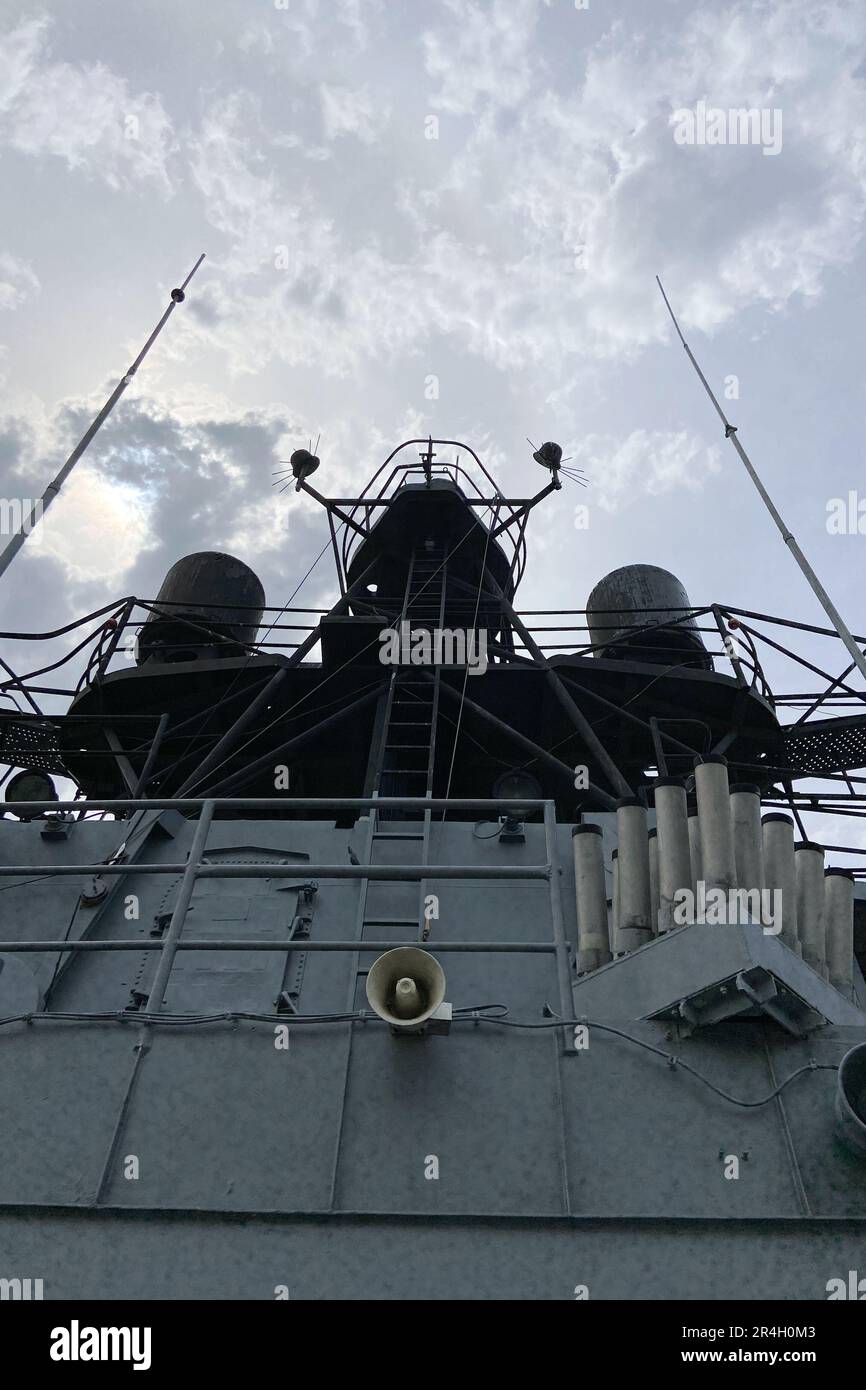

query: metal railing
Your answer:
[337,441,530,586]
[0,795,574,1030]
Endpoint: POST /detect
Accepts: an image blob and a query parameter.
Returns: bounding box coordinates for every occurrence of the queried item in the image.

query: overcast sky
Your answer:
[1,0,865,773]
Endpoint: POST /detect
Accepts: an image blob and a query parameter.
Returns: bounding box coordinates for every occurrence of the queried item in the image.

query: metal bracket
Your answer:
[276,882,319,1013]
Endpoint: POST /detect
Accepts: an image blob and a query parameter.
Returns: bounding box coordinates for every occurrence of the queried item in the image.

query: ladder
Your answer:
[356,542,446,946]
[375,541,445,820]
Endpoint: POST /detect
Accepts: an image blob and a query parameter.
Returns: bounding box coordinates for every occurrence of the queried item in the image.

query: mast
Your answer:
[0,253,205,583]
[656,275,866,687]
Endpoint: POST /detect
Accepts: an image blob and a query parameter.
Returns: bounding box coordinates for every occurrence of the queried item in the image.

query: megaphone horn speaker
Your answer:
[835,1041,866,1159]
[365,947,448,1033]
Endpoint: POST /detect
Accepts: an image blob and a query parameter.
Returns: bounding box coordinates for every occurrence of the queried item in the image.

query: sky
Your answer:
[1,0,865,832]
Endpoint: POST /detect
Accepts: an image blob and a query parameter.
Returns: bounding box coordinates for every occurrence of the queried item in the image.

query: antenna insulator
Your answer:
[170,288,185,303]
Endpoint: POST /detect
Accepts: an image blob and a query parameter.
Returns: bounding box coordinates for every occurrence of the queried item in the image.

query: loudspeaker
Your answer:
[835,1042,866,1158]
[365,947,448,1033]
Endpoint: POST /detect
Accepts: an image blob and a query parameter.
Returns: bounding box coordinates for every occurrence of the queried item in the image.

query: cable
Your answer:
[442,501,498,813]
[0,968,846,1114]
[473,1013,839,1107]
[41,895,83,1008]
[164,528,341,786]
[0,1003,841,1109]
[187,517,488,793]
[0,874,64,892]
[0,1008,368,1028]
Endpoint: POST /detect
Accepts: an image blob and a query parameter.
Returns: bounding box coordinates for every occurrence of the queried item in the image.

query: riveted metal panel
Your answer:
[99,1025,346,1211]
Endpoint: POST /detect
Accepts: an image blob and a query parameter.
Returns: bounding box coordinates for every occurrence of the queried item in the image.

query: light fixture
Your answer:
[492,769,543,843]
[5,768,58,821]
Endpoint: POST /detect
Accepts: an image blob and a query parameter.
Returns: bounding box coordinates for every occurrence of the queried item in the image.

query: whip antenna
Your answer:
[0,252,206,583]
[656,275,866,686]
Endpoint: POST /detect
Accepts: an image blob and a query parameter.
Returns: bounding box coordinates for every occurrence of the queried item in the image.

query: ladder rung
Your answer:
[362,919,423,927]
[372,832,425,841]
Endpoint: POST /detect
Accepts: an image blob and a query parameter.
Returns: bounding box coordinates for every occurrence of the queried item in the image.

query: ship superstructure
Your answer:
[0,437,865,1300]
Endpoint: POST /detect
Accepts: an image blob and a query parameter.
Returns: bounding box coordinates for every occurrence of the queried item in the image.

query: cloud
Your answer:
[183,91,430,374]
[165,0,866,405]
[0,253,39,311]
[0,378,429,613]
[0,15,178,194]
[422,0,540,116]
[237,0,381,63]
[575,429,721,513]
[411,0,866,366]
[320,85,389,144]
[26,465,157,586]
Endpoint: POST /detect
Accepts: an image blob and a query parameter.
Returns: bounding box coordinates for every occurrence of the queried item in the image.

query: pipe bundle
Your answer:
[571,756,857,998]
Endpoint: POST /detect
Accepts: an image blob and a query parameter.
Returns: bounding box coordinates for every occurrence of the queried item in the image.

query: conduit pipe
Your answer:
[694,755,736,893]
[615,798,652,952]
[572,824,612,974]
[762,813,800,954]
[795,842,826,977]
[653,777,691,933]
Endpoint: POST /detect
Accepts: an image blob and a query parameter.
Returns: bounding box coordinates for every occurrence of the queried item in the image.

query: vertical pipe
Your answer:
[147,799,215,1011]
[694,755,736,893]
[571,824,612,973]
[611,849,620,955]
[132,712,170,798]
[654,777,691,933]
[615,798,652,952]
[543,800,576,1038]
[688,809,703,897]
[825,868,855,1000]
[762,813,799,954]
[795,842,826,977]
[648,829,660,936]
[730,783,765,895]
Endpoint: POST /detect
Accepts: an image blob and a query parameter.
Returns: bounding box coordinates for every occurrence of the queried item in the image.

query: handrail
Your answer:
[0,792,570,1030]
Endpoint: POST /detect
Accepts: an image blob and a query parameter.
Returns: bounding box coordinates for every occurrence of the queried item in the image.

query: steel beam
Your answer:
[0,939,557,953]
[482,573,632,798]
[146,798,214,1011]
[430,675,617,809]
